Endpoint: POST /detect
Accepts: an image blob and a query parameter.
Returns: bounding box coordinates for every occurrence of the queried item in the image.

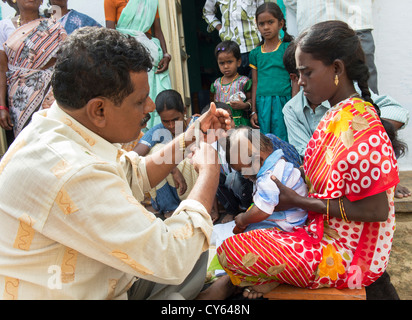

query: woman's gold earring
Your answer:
[334,75,339,86]
[12,0,17,3]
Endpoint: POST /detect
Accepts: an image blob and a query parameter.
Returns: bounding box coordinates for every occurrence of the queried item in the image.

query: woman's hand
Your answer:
[171,167,187,196]
[0,109,13,131]
[271,175,300,211]
[155,55,171,74]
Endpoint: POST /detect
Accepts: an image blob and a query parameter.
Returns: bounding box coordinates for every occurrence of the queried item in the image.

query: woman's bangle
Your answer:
[0,105,9,112]
[339,197,350,223]
[249,111,256,118]
[163,53,172,60]
[326,199,330,223]
[179,132,185,152]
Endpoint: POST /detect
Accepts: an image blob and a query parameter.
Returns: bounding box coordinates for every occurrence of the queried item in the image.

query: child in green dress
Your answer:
[210,40,252,127]
[249,2,293,141]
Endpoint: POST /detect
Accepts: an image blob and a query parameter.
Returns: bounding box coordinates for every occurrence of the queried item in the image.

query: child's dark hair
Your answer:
[256,2,293,44]
[214,40,241,60]
[296,20,407,158]
[225,126,273,165]
[283,40,298,76]
[155,89,185,114]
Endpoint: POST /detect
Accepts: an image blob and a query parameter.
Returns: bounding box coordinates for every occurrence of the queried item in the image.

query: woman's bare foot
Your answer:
[210,210,220,224]
[395,184,411,198]
[243,282,280,299]
[196,275,238,300]
[221,213,235,224]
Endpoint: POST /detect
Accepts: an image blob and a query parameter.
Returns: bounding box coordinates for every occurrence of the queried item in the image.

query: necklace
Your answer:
[220,73,239,95]
[16,15,40,28]
[262,40,282,53]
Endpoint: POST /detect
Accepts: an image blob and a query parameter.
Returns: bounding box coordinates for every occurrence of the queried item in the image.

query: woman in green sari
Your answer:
[116,0,172,132]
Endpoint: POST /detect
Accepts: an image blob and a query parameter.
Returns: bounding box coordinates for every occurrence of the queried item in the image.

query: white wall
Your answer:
[2,1,411,170]
[373,0,412,171]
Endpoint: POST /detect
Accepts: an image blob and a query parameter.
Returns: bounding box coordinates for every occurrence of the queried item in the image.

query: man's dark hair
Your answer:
[52,27,153,110]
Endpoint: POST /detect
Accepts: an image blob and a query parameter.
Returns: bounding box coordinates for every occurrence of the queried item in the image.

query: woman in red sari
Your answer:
[217,21,405,298]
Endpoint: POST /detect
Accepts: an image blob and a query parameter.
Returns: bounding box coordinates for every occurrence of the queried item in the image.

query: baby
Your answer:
[225,127,307,233]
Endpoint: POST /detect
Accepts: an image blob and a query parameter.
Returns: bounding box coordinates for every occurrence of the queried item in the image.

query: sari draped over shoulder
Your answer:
[4,18,66,137]
[116,0,171,132]
[217,97,399,290]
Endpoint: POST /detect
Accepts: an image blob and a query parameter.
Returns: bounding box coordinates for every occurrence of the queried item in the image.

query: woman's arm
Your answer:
[152,17,171,74]
[0,50,12,130]
[272,176,390,222]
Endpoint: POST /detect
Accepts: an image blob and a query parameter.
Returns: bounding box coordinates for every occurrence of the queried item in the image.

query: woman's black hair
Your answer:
[296,20,406,158]
[155,89,185,114]
[214,40,241,60]
[255,2,293,45]
[283,40,298,75]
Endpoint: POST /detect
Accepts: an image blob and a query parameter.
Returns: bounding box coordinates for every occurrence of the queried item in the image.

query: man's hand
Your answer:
[185,102,232,146]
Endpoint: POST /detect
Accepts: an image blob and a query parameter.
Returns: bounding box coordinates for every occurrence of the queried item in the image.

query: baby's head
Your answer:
[225,127,273,181]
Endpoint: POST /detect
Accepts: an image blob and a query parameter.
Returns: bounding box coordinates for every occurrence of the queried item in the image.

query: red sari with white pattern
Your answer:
[217,97,399,289]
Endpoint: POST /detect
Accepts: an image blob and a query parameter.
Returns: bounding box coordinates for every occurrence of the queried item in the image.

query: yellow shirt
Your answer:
[0,103,212,299]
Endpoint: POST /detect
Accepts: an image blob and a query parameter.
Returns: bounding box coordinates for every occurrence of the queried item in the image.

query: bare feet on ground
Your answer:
[221,213,235,224]
[242,282,280,299]
[196,275,238,300]
[395,184,411,198]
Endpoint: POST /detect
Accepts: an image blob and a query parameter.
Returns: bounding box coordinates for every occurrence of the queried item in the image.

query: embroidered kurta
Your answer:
[0,103,212,299]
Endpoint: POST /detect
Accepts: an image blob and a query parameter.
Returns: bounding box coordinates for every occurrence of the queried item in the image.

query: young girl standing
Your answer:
[249,3,293,141]
[211,40,252,127]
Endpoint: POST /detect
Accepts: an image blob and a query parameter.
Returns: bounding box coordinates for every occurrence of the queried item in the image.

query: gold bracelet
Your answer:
[326,199,330,223]
[179,132,185,152]
[339,197,349,223]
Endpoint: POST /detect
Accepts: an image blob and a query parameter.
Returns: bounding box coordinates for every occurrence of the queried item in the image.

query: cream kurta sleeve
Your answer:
[42,159,213,285]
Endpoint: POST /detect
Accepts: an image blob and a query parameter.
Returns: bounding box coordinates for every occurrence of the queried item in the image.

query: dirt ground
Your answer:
[387,212,412,300]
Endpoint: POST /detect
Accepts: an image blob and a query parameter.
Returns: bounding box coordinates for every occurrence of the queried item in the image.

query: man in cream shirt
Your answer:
[0,27,232,299]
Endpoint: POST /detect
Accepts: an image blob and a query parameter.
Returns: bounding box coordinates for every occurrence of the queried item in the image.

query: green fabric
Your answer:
[116,0,171,130]
[117,0,157,34]
[256,95,290,140]
[249,42,291,97]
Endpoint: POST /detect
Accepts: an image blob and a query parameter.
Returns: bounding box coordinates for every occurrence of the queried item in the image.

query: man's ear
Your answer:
[85,97,107,129]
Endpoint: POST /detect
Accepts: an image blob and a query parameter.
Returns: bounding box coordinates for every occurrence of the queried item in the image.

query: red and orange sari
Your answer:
[217,97,399,289]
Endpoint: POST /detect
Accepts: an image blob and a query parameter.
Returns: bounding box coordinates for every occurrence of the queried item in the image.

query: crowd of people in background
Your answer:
[0,0,410,300]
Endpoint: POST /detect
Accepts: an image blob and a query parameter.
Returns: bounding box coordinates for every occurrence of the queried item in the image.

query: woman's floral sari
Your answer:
[217,97,399,289]
[4,18,66,136]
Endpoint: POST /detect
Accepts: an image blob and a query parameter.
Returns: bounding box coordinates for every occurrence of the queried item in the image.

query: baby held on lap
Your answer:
[212,127,308,245]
